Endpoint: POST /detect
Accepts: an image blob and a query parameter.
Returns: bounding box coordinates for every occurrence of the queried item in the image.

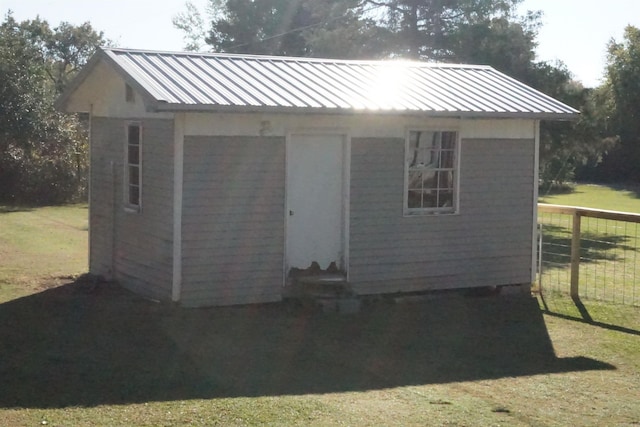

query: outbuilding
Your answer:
[57,47,578,307]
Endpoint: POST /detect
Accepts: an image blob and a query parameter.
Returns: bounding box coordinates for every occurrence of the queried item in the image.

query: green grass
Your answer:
[539,183,640,212]
[0,203,639,426]
[0,282,638,426]
[0,204,88,302]
[537,183,640,306]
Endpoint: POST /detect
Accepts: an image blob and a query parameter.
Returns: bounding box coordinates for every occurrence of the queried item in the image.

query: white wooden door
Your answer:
[286,133,346,271]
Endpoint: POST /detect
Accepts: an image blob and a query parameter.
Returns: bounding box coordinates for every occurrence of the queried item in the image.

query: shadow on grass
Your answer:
[540,224,637,267]
[0,204,87,214]
[599,182,640,200]
[538,183,579,200]
[0,281,614,409]
[0,206,34,214]
[540,294,640,337]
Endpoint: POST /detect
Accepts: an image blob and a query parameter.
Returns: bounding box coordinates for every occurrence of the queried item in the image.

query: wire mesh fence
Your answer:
[538,204,640,307]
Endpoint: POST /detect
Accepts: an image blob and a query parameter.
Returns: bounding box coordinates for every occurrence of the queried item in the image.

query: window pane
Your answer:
[128,145,140,165]
[440,150,454,168]
[408,171,423,190]
[408,132,420,166]
[129,166,139,186]
[409,131,440,167]
[129,185,140,206]
[422,150,437,168]
[439,190,453,208]
[422,170,437,190]
[438,171,453,189]
[423,191,437,208]
[407,190,422,208]
[441,132,456,149]
[128,125,140,145]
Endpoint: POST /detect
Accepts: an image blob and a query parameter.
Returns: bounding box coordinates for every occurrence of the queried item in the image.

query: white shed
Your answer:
[57,48,578,307]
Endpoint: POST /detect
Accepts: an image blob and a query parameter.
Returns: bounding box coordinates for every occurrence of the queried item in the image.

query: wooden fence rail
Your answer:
[538,204,640,304]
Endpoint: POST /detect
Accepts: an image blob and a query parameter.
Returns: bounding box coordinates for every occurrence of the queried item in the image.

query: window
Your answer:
[125,83,135,103]
[405,130,458,214]
[125,123,142,210]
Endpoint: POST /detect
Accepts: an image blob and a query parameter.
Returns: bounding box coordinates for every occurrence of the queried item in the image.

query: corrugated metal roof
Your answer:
[72,48,581,119]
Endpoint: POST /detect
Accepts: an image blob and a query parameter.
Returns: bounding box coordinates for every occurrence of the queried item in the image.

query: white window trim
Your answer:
[403,127,461,216]
[124,121,142,213]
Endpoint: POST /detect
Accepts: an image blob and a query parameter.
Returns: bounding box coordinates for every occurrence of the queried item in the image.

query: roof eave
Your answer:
[151,102,580,121]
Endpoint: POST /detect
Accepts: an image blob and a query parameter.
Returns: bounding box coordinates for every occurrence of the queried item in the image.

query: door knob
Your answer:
[289,210,294,216]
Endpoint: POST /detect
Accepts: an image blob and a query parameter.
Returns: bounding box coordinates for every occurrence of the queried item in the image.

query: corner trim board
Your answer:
[531,120,540,284]
[172,113,184,302]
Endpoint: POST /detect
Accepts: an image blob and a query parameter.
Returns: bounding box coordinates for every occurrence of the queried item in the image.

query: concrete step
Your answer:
[283,274,361,314]
[284,274,352,299]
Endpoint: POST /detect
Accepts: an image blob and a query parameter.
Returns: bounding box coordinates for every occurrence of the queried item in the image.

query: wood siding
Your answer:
[90,117,174,300]
[180,136,285,307]
[349,137,535,295]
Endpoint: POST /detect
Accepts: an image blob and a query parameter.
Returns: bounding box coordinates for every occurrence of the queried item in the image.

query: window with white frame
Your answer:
[125,123,142,209]
[405,130,458,214]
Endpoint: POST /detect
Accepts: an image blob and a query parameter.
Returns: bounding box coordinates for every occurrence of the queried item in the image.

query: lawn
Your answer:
[539,182,640,212]
[538,183,640,306]
[0,204,88,302]
[0,203,639,426]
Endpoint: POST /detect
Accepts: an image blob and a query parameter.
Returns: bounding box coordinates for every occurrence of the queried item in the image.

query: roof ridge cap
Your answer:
[102,47,492,69]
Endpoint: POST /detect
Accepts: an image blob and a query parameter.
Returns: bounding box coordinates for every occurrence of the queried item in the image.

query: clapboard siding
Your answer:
[350,214,533,231]
[179,201,285,215]
[90,117,174,300]
[180,285,283,307]
[349,137,534,294]
[351,272,527,295]
[349,246,531,268]
[349,217,533,236]
[88,121,119,276]
[180,135,285,307]
[350,233,531,252]
[182,246,283,264]
[352,257,531,280]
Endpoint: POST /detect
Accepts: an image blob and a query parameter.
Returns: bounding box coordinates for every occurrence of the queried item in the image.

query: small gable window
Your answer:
[125,123,142,210]
[125,83,135,103]
[405,130,459,215]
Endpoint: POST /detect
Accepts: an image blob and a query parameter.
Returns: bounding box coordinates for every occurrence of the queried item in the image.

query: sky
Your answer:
[2,0,640,88]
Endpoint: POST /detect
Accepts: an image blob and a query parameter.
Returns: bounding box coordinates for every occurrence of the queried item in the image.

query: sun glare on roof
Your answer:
[367,62,411,110]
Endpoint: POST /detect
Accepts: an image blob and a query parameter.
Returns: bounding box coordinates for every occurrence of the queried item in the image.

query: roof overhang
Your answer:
[148,101,579,121]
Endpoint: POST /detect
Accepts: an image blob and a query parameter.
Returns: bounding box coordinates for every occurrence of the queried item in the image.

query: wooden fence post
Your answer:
[570,211,581,299]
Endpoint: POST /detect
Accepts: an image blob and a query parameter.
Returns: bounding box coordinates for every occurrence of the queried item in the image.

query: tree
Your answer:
[539,82,615,190]
[0,16,50,154]
[44,21,106,93]
[0,13,105,204]
[174,0,391,58]
[206,0,314,56]
[592,25,640,181]
[174,0,318,56]
[448,11,540,78]
[293,0,393,58]
[173,1,208,51]
[361,0,524,60]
